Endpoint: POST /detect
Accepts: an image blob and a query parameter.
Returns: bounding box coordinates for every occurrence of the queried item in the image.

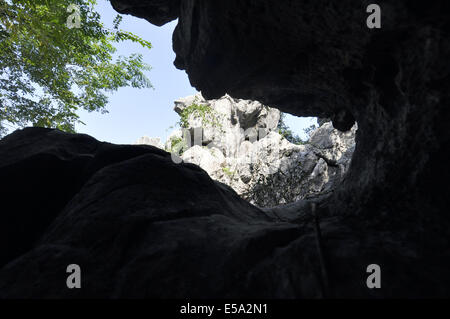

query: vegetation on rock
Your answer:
[277,113,305,145]
[277,113,318,145]
[178,98,222,129]
[222,166,235,178]
[168,136,186,155]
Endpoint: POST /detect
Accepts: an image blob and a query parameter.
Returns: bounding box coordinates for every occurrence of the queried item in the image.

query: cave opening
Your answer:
[151,93,357,208]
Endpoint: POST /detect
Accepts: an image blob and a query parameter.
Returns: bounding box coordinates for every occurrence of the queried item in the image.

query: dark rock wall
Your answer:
[110,0,450,296]
[110,0,450,231]
[164,0,450,219]
[110,0,180,26]
[0,128,167,269]
[0,128,309,298]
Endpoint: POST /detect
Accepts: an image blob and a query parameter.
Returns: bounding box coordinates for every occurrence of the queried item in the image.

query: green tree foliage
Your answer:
[222,166,235,178]
[168,136,187,156]
[277,112,305,145]
[303,123,318,138]
[0,0,152,136]
[177,98,222,129]
[277,113,319,144]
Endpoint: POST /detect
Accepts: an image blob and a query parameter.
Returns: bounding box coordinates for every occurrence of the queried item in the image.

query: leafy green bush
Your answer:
[168,136,186,155]
[178,98,221,129]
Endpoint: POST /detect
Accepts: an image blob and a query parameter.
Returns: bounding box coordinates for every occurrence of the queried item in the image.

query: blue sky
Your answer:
[75,0,316,144]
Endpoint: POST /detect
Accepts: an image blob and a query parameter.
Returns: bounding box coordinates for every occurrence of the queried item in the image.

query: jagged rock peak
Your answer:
[136,94,356,207]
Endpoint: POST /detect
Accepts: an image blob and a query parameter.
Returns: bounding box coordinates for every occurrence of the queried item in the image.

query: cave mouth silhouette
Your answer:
[1,0,449,299]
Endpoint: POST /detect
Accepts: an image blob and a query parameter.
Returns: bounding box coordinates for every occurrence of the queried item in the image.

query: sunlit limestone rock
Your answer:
[134,136,164,149]
[138,94,356,207]
[182,145,225,178]
[174,93,280,157]
[223,124,356,207]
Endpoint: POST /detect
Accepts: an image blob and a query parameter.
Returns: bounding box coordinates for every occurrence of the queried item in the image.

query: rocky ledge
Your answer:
[2,126,446,298]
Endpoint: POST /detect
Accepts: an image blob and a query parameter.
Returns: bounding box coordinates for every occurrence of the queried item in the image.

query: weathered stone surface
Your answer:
[182,144,225,178]
[134,136,164,149]
[106,1,450,296]
[0,128,167,269]
[0,128,312,298]
[174,93,280,154]
[160,94,356,207]
[2,128,447,298]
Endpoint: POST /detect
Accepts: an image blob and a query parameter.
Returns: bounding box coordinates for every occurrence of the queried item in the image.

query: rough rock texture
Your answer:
[107,0,450,297]
[1,0,450,298]
[110,0,180,26]
[0,128,325,298]
[144,93,356,207]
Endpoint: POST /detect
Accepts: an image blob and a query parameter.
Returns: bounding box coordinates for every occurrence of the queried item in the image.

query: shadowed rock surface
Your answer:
[0,128,313,298]
[1,0,450,297]
[2,127,446,298]
[112,0,450,295]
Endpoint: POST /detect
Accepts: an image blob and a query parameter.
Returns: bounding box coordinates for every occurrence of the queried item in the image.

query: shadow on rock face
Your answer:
[1,125,449,298]
[105,0,450,297]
